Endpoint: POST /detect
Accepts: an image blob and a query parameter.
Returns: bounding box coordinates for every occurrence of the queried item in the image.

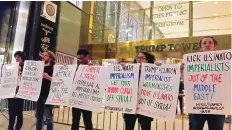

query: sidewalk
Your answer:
[0,112,77,130]
[0,111,231,130]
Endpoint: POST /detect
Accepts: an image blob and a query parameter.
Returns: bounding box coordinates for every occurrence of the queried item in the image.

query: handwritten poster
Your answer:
[69,65,108,111]
[137,63,180,120]
[0,63,19,99]
[184,50,231,115]
[105,64,139,114]
[46,64,77,106]
[16,60,44,101]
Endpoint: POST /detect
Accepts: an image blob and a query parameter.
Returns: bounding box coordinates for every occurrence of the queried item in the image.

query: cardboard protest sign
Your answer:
[105,64,140,114]
[69,65,108,111]
[184,49,231,115]
[0,63,19,99]
[45,64,77,106]
[16,60,44,101]
[137,63,180,121]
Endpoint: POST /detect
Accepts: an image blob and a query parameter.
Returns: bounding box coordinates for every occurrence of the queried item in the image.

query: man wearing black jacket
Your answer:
[8,51,26,130]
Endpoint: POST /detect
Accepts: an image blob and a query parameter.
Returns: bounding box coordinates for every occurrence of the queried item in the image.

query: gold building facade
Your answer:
[79,1,232,64]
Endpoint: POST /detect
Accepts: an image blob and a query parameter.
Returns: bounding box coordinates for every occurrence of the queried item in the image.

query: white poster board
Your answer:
[184,50,231,115]
[69,65,108,111]
[16,60,44,101]
[105,64,140,114]
[46,64,77,106]
[0,63,19,99]
[137,63,180,121]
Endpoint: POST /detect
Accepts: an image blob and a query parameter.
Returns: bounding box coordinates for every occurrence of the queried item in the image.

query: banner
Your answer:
[105,64,139,114]
[46,64,77,106]
[16,60,44,101]
[184,50,231,114]
[69,65,108,111]
[0,63,19,99]
[137,63,180,121]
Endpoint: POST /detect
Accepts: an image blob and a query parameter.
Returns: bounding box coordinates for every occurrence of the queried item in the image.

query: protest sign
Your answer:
[105,64,139,114]
[0,63,19,99]
[184,49,231,115]
[16,60,44,101]
[46,64,77,106]
[69,65,108,111]
[137,63,180,121]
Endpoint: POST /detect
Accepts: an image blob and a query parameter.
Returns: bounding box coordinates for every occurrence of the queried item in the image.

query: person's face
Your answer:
[136,53,147,63]
[15,55,23,63]
[77,54,89,65]
[200,38,216,52]
[42,52,51,64]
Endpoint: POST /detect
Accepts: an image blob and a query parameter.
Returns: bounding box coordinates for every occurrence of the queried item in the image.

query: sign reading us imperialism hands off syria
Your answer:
[105,64,140,114]
[69,65,108,112]
[137,63,180,121]
[46,64,77,106]
[184,49,231,115]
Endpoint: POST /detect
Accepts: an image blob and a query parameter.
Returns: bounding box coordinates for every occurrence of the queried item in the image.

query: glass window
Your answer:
[56,2,85,56]
[152,2,189,39]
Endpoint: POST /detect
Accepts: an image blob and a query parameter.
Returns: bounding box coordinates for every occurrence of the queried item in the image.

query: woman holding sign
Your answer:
[181,36,226,130]
[123,52,155,130]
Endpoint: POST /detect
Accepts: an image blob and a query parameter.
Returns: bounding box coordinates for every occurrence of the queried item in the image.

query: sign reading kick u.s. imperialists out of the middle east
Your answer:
[184,49,231,115]
[69,65,108,112]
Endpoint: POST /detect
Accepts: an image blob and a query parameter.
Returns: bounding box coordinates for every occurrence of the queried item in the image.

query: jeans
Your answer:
[71,108,93,130]
[36,97,54,130]
[189,114,225,130]
[123,114,153,130]
[8,98,24,130]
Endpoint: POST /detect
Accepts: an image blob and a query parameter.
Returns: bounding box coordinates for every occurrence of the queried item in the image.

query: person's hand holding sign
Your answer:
[43,72,52,81]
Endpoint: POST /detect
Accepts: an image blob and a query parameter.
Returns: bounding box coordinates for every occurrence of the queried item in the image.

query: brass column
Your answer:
[189,1,193,37]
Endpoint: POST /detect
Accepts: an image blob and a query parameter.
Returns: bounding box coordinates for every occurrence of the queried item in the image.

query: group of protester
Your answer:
[7,36,227,130]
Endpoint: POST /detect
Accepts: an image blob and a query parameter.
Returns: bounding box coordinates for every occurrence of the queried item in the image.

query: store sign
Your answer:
[153,3,189,28]
[135,42,200,53]
[69,1,83,9]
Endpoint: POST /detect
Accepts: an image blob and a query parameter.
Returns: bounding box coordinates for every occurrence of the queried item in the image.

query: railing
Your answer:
[1,97,231,130]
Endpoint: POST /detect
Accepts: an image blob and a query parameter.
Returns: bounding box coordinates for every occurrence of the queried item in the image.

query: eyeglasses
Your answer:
[136,56,146,60]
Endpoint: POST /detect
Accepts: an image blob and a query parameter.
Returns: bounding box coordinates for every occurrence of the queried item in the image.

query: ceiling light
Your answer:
[149,26,152,29]
[213,2,218,4]
[214,13,218,16]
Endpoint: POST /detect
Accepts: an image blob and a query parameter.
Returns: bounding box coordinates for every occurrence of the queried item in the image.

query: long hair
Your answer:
[45,50,56,65]
[133,52,155,64]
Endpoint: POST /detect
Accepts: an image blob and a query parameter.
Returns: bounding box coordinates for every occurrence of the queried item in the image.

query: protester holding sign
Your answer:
[36,50,55,130]
[7,51,26,130]
[123,52,155,130]
[181,36,226,130]
[71,49,93,130]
